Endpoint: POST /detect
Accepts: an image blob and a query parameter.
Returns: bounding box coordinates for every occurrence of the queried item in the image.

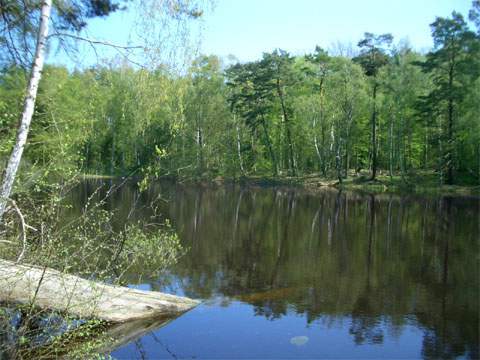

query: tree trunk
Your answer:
[195,112,204,176]
[446,65,455,185]
[477,143,480,183]
[423,119,429,171]
[0,0,52,222]
[344,108,353,178]
[336,141,343,184]
[321,123,327,175]
[315,78,325,173]
[399,116,407,180]
[313,116,322,170]
[276,79,296,176]
[344,124,351,178]
[0,260,198,323]
[235,114,245,175]
[370,82,378,180]
[330,122,335,170]
[260,116,278,176]
[110,123,116,176]
[389,112,394,179]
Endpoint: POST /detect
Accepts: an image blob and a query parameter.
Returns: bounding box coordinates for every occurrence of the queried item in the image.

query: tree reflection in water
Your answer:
[70,181,479,359]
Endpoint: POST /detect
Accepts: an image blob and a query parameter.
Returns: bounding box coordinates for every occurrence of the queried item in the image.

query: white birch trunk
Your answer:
[312,115,322,166]
[389,112,394,178]
[235,114,245,174]
[0,0,52,222]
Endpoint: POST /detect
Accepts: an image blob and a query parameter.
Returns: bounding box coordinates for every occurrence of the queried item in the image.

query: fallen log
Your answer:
[0,259,199,323]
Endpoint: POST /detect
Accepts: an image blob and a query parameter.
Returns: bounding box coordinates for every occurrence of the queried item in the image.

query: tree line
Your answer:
[1,7,479,187]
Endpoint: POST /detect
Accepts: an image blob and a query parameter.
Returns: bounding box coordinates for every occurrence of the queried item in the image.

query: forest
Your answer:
[1,6,479,192]
[0,1,479,359]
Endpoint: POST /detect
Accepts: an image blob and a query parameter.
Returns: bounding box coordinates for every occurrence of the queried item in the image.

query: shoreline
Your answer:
[81,173,480,197]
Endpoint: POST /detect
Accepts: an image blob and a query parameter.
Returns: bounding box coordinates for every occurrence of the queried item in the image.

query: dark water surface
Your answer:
[72,181,479,359]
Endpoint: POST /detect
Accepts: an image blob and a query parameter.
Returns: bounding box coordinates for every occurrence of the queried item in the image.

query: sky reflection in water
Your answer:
[71,181,479,359]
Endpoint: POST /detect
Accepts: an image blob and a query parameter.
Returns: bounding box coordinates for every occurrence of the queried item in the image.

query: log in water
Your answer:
[0,259,199,322]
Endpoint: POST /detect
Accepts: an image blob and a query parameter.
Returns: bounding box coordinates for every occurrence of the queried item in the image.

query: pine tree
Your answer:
[416,12,480,184]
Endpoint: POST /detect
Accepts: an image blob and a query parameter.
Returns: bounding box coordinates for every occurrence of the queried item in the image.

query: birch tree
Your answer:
[0,0,207,222]
[0,0,128,221]
[0,0,52,221]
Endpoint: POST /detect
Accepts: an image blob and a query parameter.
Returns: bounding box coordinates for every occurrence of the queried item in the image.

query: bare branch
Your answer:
[48,31,147,68]
[48,32,144,50]
[0,240,15,244]
[9,200,27,263]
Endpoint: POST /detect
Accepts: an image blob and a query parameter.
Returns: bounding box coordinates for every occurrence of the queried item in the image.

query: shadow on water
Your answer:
[66,180,479,359]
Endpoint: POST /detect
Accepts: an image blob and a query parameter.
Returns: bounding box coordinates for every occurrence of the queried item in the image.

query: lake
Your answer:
[71,180,479,359]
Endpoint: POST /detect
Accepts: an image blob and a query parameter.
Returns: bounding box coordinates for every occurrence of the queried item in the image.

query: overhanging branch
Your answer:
[48,32,144,50]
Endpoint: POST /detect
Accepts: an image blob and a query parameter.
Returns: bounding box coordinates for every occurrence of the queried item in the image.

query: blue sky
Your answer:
[51,0,473,66]
[201,0,472,60]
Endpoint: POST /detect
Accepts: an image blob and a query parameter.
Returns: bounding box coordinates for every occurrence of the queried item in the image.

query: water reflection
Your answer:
[70,181,479,359]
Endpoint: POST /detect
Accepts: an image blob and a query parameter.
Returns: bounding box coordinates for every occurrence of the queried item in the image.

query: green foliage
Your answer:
[0,67,26,156]
[1,11,479,187]
[354,33,393,77]
[416,11,480,184]
[0,180,184,357]
[1,196,183,284]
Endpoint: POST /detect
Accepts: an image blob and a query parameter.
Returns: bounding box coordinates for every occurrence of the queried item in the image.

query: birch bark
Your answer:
[0,0,52,222]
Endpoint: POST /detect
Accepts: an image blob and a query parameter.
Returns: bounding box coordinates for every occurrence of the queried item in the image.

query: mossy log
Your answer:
[0,259,199,323]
